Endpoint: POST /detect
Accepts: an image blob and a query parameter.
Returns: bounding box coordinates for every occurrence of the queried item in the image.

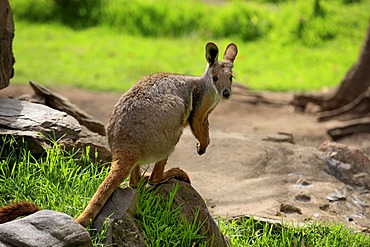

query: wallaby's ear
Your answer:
[205,42,219,67]
[223,43,238,63]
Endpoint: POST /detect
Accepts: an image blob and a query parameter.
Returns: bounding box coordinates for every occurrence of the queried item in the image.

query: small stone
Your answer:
[319,204,330,211]
[279,203,302,214]
[326,189,346,202]
[263,132,295,144]
[296,178,311,187]
[294,191,311,202]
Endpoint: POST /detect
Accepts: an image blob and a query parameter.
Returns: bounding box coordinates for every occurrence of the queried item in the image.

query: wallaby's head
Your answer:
[205,42,238,99]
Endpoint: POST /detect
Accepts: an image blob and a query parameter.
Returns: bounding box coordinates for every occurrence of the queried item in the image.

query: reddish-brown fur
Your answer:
[0,201,41,224]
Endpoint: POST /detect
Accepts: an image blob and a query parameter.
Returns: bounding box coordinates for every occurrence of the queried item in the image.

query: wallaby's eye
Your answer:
[213,76,218,82]
[229,76,234,82]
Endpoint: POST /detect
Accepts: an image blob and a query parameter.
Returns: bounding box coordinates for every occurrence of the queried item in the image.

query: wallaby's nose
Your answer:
[222,89,231,99]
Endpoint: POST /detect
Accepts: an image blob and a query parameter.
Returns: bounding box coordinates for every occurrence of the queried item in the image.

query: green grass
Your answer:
[0,136,109,219]
[219,217,370,246]
[1,138,370,246]
[9,0,370,92]
[136,182,207,246]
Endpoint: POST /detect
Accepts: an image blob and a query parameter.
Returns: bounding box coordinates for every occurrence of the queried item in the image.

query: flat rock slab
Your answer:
[0,97,80,140]
[0,210,92,247]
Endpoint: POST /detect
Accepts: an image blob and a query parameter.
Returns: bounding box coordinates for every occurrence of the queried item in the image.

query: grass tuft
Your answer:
[135,181,207,246]
[218,216,370,246]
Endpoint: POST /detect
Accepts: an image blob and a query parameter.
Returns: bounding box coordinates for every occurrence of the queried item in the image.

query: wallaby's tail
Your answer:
[0,201,41,224]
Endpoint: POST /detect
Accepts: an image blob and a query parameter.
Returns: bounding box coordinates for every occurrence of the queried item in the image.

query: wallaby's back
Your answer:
[107,72,198,164]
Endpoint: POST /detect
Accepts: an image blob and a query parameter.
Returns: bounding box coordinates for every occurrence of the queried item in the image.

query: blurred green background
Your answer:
[9,0,370,92]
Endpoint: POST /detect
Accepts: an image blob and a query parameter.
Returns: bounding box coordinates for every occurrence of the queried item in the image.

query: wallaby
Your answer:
[0,42,238,227]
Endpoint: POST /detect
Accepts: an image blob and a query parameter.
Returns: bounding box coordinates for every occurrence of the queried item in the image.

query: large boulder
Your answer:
[0,210,92,247]
[154,179,230,247]
[0,97,80,139]
[0,97,81,153]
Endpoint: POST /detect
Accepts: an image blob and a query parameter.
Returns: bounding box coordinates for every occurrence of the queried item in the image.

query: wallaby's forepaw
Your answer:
[196,143,206,155]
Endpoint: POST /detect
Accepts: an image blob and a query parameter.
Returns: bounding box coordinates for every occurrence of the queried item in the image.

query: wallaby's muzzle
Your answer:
[222,89,231,99]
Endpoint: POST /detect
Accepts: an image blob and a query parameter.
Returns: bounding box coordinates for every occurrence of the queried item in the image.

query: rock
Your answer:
[0,82,111,162]
[110,213,146,247]
[319,141,370,189]
[60,126,111,164]
[279,203,302,215]
[262,132,295,144]
[154,179,229,247]
[92,187,145,246]
[294,191,311,202]
[295,178,311,187]
[28,81,106,136]
[0,96,84,156]
[326,188,347,202]
[0,210,92,247]
[0,97,81,140]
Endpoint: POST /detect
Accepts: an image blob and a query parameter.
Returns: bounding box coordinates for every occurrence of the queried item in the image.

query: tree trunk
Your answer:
[292,20,370,113]
[0,0,15,89]
[320,21,370,111]
[290,20,370,139]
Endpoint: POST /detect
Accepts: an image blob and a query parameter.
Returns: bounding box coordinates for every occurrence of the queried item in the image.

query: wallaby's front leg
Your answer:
[190,114,210,155]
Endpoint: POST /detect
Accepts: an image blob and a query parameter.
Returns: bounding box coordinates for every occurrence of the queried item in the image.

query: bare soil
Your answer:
[1,83,369,231]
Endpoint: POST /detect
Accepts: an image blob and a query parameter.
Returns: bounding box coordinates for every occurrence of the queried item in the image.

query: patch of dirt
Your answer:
[1,83,369,231]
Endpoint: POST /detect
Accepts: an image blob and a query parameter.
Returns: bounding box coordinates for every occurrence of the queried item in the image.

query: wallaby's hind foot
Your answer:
[164,167,191,184]
[149,167,191,185]
[147,158,190,184]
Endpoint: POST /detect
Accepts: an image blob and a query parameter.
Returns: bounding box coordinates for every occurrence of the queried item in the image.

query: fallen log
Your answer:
[327,117,370,140]
[318,89,370,122]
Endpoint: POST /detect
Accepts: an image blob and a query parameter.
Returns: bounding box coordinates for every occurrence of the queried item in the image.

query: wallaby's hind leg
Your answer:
[149,158,167,184]
[129,165,141,187]
[149,158,191,184]
[76,157,134,227]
